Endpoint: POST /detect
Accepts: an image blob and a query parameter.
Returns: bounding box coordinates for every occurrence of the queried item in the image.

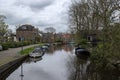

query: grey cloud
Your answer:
[30,1,54,11]
[5,13,31,25]
[0,0,71,32]
[37,20,67,27]
[15,0,55,11]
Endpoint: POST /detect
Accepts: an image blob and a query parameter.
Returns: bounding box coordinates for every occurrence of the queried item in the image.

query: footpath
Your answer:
[0,44,39,66]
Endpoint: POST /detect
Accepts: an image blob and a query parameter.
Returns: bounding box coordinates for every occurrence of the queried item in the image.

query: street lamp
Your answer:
[20,37,24,52]
[20,64,24,80]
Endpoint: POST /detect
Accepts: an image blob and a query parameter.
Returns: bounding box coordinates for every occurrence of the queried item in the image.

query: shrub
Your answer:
[1,43,10,50]
[79,39,88,45]
[0,41,35,51]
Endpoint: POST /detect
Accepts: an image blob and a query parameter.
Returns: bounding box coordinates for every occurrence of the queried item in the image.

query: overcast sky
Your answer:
[0,0,71,32]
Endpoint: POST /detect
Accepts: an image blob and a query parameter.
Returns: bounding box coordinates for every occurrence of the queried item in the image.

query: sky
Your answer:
[0,0,71,33]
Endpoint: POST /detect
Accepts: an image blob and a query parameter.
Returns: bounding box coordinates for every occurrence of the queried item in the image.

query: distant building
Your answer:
[63,33,73,43]
[8,34,17,42]
[16,24,41,42]
[54,33,63,42]
[41,33,54,43]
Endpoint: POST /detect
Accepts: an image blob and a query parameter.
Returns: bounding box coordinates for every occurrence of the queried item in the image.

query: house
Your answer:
[54,33,63,42]
[41,33,55,43]
[7,34,17,42]
[0,31,17,42]
[16,24,41,42]
[62,33,74,44]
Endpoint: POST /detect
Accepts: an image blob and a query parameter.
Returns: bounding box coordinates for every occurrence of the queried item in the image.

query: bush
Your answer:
[79,39,88,45]
[0,41,32,50]
[12,41,31,48]
[1,43,10,50]
[1,40,40,51]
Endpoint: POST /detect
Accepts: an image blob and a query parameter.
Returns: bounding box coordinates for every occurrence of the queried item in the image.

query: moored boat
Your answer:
[29,57,42,63]
[75,47,90,59]
[29,48,44,58]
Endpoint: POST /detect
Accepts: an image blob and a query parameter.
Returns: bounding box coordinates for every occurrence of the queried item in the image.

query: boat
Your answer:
[41,45,48,52]
[41,45,48,49]
[44,43,51,47]
[29,57,42,63]
[29,48,44,58]
[75,47,90,59]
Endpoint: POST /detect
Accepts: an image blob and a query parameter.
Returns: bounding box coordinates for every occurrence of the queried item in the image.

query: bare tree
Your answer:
[69,0,120,76]
[69,0,120,42]
[0,15,8,42]
[45,27,56,33]
[44,27,56,42]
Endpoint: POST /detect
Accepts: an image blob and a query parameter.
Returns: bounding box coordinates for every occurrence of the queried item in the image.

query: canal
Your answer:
[6,44,76,80]
[5,44,120,80]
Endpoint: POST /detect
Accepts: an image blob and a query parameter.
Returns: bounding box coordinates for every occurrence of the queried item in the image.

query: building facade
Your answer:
[16,24,40,42]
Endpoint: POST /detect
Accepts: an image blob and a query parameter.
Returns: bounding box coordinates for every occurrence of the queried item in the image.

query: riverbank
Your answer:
[0,55,28,80]
[0,44,39,66]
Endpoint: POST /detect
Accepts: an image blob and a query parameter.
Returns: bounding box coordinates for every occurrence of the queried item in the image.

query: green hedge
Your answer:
[1,43,10,50]
[1,41,32,50]
[79,39,88,45]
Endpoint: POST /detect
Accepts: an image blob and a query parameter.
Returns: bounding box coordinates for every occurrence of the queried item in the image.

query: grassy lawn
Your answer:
[20,47,34,55]
[19,43,44,55]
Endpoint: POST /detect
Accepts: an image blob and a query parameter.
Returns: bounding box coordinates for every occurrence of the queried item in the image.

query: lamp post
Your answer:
[20,64,24,80]
[21,37,24,52]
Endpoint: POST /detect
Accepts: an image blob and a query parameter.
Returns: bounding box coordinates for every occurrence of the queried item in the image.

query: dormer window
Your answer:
[22,26,27,30]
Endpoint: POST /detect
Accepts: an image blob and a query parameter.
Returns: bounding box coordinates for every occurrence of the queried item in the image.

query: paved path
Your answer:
[0,44,39,66]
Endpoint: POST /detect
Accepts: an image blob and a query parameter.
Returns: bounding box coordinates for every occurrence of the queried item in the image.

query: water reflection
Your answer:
[25,57,42,63]
[67,56,90,80]
[5,44,120,80]
[62,44,74,52]
[20,64,24,80]
[6,44,75,80]
[46,44,74,55]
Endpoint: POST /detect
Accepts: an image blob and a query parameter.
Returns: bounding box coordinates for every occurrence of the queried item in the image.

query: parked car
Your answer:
[0,45,3,51]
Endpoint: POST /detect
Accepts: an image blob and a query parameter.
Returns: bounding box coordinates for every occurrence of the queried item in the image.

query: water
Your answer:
[6,45,77,80]
[5,44,120,80]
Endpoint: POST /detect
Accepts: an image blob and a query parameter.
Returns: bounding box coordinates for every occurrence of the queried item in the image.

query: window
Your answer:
[22,26,27,30]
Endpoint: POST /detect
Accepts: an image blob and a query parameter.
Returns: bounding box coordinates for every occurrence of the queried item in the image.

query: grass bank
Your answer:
[20,43,44,55]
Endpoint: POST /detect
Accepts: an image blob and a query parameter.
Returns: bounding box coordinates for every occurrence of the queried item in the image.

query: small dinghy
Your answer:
[29,57,42,63]
[75,47,90,59]
[29,48,44,58]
